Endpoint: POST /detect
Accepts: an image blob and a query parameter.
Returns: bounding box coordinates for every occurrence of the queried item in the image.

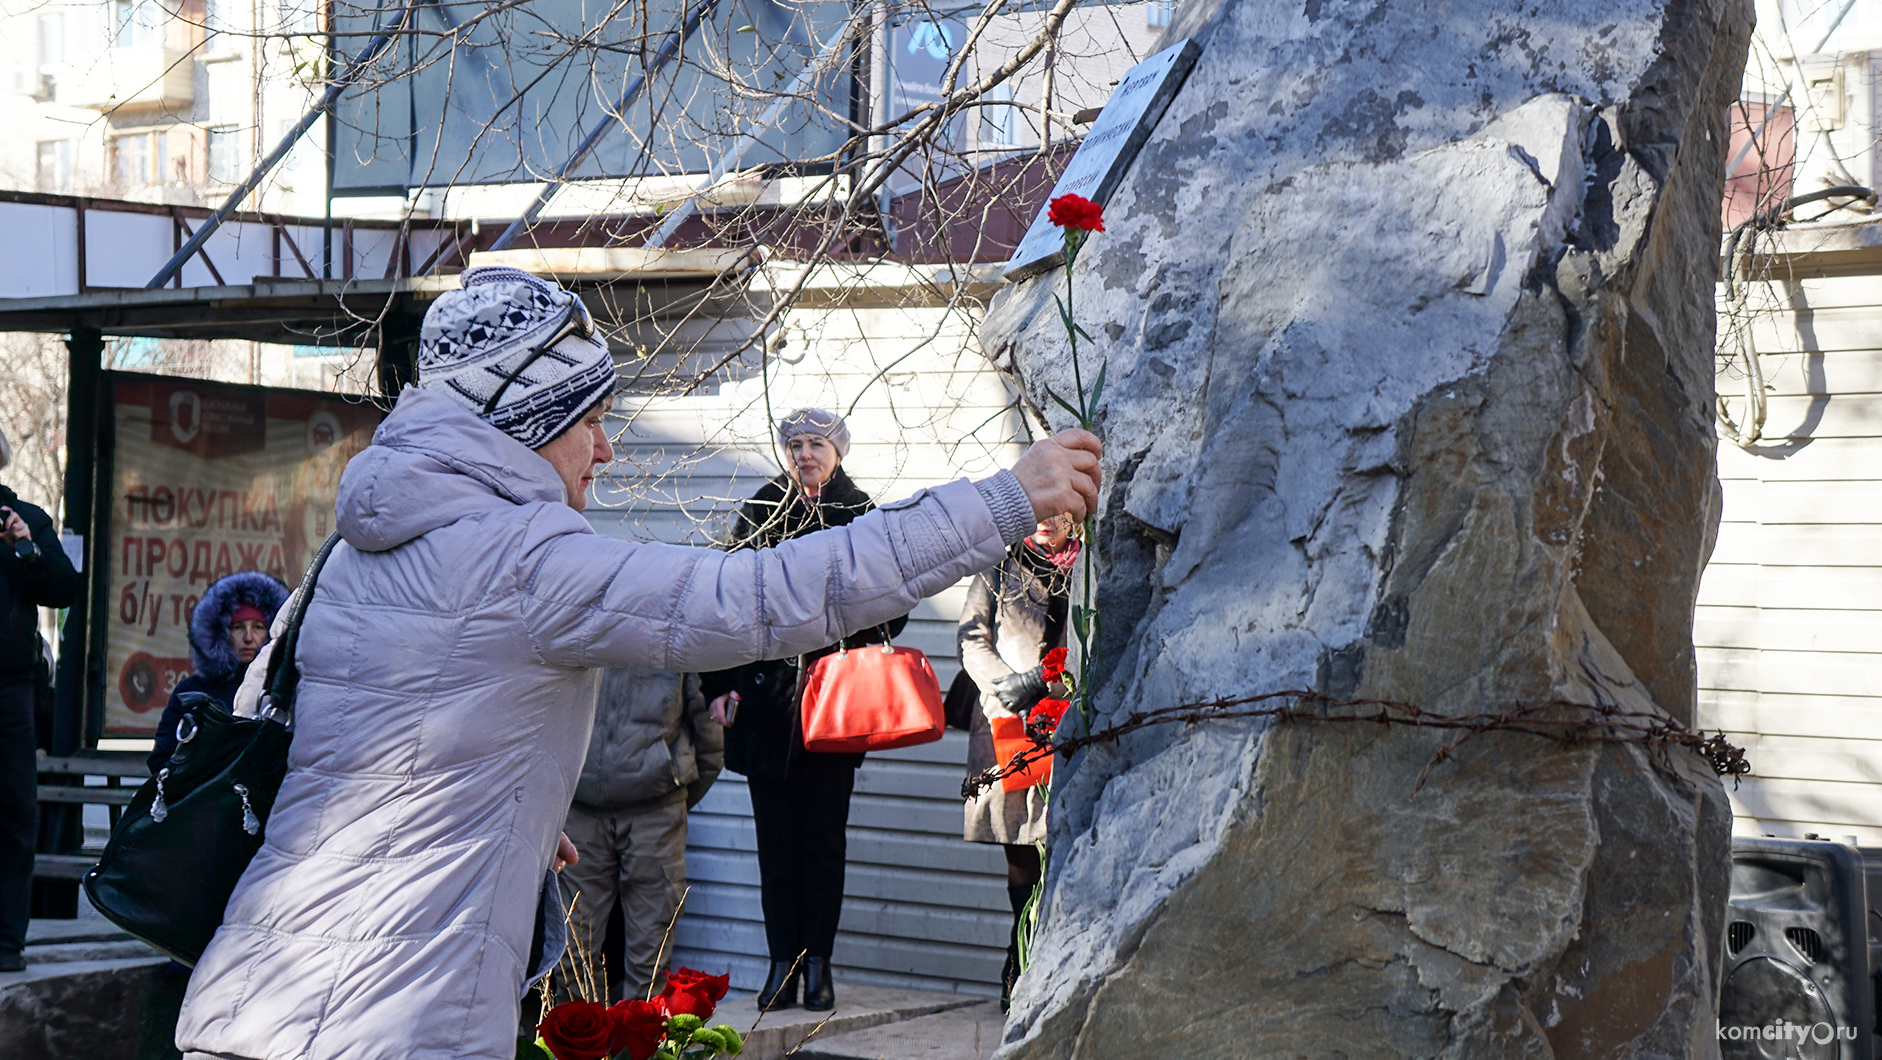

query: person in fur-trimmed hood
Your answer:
[147,570,288,774]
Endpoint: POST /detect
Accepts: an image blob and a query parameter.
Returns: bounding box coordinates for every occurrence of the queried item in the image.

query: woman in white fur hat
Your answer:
[702,406,888,1012]
[173,266,1100,1060]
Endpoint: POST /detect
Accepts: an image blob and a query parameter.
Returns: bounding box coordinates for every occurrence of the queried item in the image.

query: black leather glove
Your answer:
[991,667,1049,715]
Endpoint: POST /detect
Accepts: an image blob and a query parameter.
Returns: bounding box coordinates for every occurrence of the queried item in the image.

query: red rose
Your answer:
[1048,194,1105,232]
[539,1000,616,1060]
[657,967,731,1020]
[606,999,667,1060]
[1040,648,1068,682]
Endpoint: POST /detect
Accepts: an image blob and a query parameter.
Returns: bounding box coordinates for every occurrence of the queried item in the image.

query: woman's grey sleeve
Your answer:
[522,477,1024,671]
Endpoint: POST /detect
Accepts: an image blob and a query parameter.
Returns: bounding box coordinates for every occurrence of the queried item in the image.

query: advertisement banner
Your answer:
[103,375,383,736]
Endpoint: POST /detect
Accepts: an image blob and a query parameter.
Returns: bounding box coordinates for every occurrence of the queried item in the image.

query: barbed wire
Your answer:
[962,689,1753,799]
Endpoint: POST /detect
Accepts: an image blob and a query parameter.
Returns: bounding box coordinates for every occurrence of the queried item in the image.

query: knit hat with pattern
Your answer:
[416,266,618,450]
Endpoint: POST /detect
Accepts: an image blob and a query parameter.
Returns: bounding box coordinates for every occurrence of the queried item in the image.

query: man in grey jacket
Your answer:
[561,666,721,1000]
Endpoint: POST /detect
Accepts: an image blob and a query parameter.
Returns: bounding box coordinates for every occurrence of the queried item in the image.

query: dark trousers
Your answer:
[746,754,855,962]
[0,679,36,955]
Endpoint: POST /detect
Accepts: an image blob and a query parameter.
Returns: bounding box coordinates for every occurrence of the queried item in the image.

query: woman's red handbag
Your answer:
[799,643,945,753]
[990,715,1051,792]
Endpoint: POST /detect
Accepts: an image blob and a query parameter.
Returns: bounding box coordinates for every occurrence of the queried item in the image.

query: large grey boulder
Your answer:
[978,0,1750,1056]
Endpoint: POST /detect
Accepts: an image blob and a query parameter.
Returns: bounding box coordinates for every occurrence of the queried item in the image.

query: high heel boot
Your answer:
[802,956,835,1011]
[757,960,799,1010]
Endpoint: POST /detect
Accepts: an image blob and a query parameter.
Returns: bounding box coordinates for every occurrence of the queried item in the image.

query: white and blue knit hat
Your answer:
[417,266,618,449]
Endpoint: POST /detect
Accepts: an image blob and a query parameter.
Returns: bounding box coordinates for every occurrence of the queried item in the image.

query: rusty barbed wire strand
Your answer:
[962,690,1752,800]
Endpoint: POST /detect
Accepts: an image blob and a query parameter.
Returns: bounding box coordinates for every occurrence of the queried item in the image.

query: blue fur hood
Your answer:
[189,570,290,680]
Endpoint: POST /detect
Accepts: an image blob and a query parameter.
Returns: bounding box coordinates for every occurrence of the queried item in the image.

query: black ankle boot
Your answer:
[802,956,835,1011]
[1003,882,1032,1011]
[757,960,798,1010]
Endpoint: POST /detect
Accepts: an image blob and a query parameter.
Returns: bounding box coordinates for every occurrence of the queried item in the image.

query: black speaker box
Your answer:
[1723,836,1874,1059]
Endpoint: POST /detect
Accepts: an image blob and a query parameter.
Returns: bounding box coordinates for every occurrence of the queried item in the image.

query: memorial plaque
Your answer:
[1002,39,1201,282]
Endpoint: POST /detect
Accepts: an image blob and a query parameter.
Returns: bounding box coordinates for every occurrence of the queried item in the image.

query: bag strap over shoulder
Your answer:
[260,532,343,720]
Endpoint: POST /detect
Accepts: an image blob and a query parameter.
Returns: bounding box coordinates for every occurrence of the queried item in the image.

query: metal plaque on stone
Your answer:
[1002,39,1202,282]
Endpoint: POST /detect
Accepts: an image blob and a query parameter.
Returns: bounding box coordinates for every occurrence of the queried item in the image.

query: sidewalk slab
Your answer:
[0,954,168,1060]
[791,1000,1004,1060]
[710,984,984,1060]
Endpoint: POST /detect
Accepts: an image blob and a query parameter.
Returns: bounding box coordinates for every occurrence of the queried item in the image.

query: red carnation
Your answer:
[1040,648,1068,683]
[606,999,667,1060]
[1048,194,1105,232]
[657,967,731,1020]
[538,1000,616,1060]
[1031,697,1071,737]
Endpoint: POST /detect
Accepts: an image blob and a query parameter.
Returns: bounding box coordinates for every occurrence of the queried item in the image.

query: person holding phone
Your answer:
[0,427,80,973]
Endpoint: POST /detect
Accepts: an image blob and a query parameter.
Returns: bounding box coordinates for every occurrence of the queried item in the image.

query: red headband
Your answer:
[229,604,268,628]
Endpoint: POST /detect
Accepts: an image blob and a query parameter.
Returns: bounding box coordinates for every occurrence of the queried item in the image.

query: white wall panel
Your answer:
[1702,270,1882,843]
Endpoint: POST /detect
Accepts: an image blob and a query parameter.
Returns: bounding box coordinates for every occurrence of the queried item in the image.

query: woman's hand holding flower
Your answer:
[1011,429,1102,521]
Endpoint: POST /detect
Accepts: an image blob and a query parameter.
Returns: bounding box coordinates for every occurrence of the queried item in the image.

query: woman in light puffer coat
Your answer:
[172,266,1100,1060]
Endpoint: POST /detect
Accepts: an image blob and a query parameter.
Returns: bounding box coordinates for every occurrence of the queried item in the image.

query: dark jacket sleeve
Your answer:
[683,673,722,807]
[148,678,199,775]
[700,488,784,700]
[0,501,79,610]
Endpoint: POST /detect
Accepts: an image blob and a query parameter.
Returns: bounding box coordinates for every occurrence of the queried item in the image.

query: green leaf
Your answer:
[1044,386,1086,425]
[1054,295,1076,335]
[1088,360,1107,411]
[1071,605,1090,640]
[516,1040,553,1060]
[1072,323,1095,343]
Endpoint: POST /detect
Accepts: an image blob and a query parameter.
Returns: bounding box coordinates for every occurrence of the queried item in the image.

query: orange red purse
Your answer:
[989,715,1051,792]
[799,642,945,753]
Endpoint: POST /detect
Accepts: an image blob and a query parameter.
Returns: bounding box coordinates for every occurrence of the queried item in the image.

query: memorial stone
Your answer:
[978,0,1752,1055]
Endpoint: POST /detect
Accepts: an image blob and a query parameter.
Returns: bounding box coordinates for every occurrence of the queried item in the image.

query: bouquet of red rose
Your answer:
[524,968,741,1060]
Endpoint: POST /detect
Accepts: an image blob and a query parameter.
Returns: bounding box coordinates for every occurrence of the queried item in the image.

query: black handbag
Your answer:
[83,532,340,966]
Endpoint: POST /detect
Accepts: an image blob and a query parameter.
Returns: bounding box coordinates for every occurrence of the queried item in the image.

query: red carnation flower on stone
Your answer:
[1048,194,1105,232]
[657,967,731,1021]
[538,1000,617,1060]
[606,999,667,1060]
[1040,647,1068,683]
[1031,697,1071,738]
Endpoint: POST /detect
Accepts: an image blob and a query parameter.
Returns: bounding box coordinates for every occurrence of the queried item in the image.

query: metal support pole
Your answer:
[486,0,723,254]
[145,3,412,289]
[34,326,104,916]
[53,327,102,758]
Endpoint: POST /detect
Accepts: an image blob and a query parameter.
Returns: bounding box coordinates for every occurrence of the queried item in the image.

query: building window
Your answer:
[37,13,63,67]
[207,126,240,183]
[980,81,1028,150]
[278,0,318,35]
[1146,0,1176,28]
[35,141,72,192]
[111,131,169,187]
[205,0,233,51]
[114,0,169,47]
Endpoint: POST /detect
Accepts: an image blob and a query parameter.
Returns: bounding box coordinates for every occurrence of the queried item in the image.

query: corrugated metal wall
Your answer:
[582,287,1021,994]
[675,735,1009,996]
[1699,268,1882,844]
